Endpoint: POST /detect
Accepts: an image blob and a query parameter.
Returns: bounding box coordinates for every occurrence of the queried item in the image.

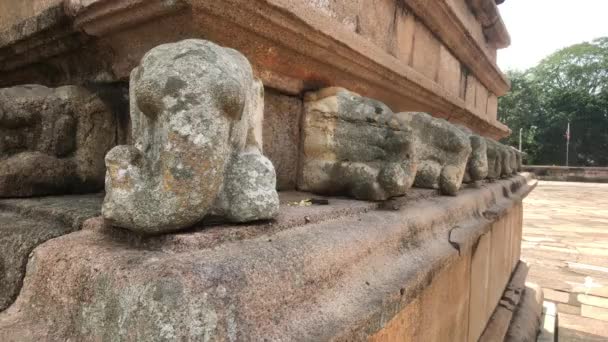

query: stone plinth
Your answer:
[0,174,536,341]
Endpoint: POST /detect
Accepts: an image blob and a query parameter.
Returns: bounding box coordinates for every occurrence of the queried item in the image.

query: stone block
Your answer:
[438,45,462,97]
[412,19,440,80]
[393,8,416,65]
[544,288,570,303]
[468,230,492,342]
[487,93,498,121]
[0,85,120,197]
[581,304,608,321]
[370,254,471,342]
[557,303,581,315]
[465,74,478,112]
[262,88,302,190]
[475,82,489,115]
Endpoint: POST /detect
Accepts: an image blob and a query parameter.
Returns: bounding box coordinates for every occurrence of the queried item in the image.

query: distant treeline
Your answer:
[499,37,608,166]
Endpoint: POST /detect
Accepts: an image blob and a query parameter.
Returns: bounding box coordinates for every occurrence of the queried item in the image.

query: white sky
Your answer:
[497,0,608,72]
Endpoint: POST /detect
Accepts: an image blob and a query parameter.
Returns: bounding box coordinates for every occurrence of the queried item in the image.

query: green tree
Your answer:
[498,37,608,166]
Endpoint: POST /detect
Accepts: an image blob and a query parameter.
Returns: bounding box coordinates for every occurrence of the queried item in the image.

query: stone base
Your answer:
[0,194,102,311]
[0,175,536,341]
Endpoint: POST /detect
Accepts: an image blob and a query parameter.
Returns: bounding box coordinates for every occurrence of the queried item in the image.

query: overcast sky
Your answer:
[497,0,608,72]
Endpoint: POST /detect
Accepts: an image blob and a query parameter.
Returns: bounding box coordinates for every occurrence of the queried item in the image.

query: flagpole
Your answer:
[566,121,570,166]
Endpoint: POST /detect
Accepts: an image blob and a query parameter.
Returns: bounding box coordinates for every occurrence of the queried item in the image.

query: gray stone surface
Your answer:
[0,194,102,311]
[396,112,471,195]
[457,125,489,183]
[486,138,504,180]
[102,39,279,234]
[0,175,537,341]
[0,85,119,197]
[299,87,416,201]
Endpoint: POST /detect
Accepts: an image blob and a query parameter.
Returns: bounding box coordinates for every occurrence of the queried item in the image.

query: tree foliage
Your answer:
[499,37,608,166]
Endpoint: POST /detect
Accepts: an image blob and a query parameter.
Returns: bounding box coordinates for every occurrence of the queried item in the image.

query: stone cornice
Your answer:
[0,5,87,72]
[404,0,511,97]
[65,0,188,36]
[188,0,510,138]
[468,0,511,49]
[0,0,511,138]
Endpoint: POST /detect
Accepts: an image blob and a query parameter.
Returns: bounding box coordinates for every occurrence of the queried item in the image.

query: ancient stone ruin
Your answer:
[299,88,416,201]
[0,85,119,197]
[102,40,279,234]
[0,1,542,341]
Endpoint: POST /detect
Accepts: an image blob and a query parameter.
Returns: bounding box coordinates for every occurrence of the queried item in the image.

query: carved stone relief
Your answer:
[0,85,118,197]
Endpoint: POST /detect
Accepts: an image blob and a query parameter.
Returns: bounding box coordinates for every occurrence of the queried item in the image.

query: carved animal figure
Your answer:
[299,88,416,201]
[0,85,118,197]
[456,125,489,183]
[396,112,472,195]
[102,39,279,234]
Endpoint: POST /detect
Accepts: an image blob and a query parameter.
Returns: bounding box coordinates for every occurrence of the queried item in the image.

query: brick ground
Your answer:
[522,181,608,341]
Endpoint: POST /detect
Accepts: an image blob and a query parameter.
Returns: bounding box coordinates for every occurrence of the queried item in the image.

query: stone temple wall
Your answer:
[0,0,541,341]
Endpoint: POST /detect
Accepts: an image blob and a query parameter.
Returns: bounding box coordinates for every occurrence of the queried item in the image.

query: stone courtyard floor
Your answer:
[522,181,608,341]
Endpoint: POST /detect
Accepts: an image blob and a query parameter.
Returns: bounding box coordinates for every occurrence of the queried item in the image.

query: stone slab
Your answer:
[0,174,536,341]
[262,88,303,191]
[0,194,103,311]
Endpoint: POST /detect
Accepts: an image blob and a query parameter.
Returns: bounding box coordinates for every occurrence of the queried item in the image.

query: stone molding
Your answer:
[0,5,87,72]
[65,0,188,36]
[404,0,510,96]
[467,0,511,49]
[0,0,511,138]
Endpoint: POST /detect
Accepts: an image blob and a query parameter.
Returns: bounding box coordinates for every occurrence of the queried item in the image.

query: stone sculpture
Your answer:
[486,138,504,180]
[299,88,416,201]
[300,88,474,199]
[102,39,280,234]
[0,85,118,197]
[456,125,489,183]
[396,112,472,195]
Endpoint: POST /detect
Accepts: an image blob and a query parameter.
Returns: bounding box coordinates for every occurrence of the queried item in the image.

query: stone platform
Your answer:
[522,181,608,341]
[523,166,608,183]
[0,174,536,341]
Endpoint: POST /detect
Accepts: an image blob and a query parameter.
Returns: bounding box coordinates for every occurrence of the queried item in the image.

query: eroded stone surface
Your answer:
[0,85,119,197]
[102,39,279,234]
[396,112,472,195]
[457,125,489,184]
[299,87,416,201]
[0,194,102,311]
[0,175,536,341]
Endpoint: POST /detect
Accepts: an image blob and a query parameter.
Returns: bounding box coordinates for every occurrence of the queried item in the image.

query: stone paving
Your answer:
[522,181,608,341]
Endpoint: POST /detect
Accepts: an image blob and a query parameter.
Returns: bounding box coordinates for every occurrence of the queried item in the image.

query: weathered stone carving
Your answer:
[486,138,504,180]
[299,88,416,201]
[456,125,489,183]
[0,85,118,197]
[102,39,279,234]
[396,112,472,195]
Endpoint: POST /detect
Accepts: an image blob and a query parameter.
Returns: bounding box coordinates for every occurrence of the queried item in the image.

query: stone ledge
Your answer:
[0,194,102,312]
[0,174,536,340]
